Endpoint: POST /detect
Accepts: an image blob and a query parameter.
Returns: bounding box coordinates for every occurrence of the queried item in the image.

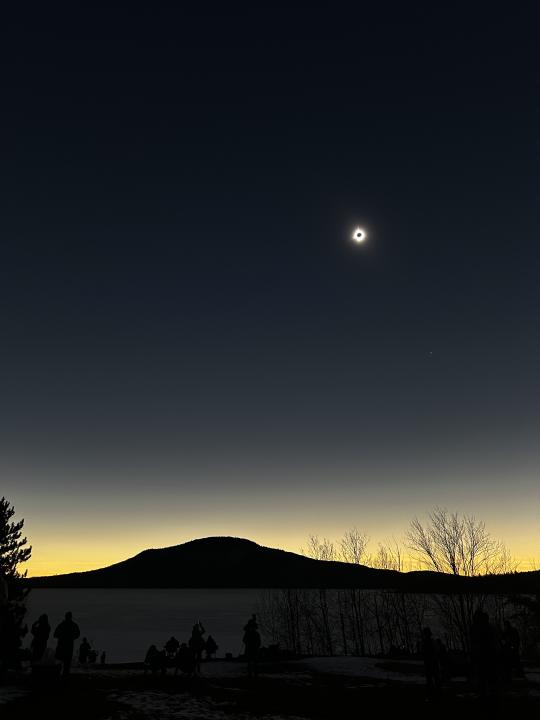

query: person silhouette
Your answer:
[78,637,91,665]
[244,614,258,633]
[502,619,523,679]
[189,621,206,674]
[175,642,196,677]
[30,614,51,662]
[144,644,166,675]
[243,615,261,678]
[471,608,495,697]
[165,635,180,659]
[421,627,440,698]
[205,635,218,660]
[54,611,81,676]
[1,608,27,673]
[434,637,449,683]
[144,644,158,674]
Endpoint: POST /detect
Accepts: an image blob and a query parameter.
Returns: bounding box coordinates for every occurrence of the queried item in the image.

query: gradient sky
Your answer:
[1,4,539,576]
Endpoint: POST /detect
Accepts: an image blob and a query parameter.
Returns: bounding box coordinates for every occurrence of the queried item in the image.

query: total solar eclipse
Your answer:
[352,227,367,243]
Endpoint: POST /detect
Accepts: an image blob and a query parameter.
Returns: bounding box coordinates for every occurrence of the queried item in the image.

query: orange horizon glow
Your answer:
[14,481,540,579]
[25,535,540,578]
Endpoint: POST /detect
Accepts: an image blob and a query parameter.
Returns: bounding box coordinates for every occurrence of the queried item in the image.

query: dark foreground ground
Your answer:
[2,658,540,719]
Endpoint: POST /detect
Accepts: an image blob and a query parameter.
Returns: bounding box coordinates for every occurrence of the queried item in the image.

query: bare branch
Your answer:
[339,528,370,565]
[406,507,514,576]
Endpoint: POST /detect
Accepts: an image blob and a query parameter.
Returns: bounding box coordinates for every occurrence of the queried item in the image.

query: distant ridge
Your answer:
[27,536,540,593]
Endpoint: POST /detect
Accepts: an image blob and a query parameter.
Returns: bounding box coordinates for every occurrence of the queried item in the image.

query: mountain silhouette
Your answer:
[27,536,540,592]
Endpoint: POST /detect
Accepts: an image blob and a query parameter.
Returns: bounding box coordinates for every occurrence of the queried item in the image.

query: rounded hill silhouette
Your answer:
[29,536,398,589]
[28,536,540,593]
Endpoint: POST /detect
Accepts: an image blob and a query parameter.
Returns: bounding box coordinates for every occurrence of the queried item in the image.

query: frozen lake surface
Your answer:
[26,588,261,663]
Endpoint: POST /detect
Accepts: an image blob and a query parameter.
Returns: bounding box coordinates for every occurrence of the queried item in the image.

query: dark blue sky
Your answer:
[1,3,539,573]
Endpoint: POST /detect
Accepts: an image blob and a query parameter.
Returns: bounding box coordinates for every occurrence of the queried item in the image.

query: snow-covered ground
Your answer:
[107,689,305,720]
[301,656,425,684]
[3,659,540,717]
[81,658,428,720]
[0,685,30,705]
[0,658,423,720]
[36,656,426,684]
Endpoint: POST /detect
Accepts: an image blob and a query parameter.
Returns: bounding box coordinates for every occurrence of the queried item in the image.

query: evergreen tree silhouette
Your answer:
[0,497,32,676]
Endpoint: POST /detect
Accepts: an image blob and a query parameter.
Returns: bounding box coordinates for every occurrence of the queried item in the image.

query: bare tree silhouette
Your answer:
[406,508,517,652]
[406,507,516,577]
[303,535,335,562]
[371,541,403,572]
[339,529,369,565]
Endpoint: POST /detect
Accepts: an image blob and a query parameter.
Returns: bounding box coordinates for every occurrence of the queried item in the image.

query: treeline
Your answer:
[257,510,540,661]
[259,587,430,656]
[258,587,540,659]
[298,509,519,575]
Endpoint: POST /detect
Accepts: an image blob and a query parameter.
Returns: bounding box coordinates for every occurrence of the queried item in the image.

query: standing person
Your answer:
[0,573,28,675]
[165,636,180,659]
[434,637,449,684]
[421,627,440,699]
[144,644,159,675]
[31,614,51,662]
[175,642,196,677]
[189,621,206,674]
[244,614,258,633]
[54,611,80,676]
[471,608,495,697]
[503,620,523,679]
[78,637,91,665]
[205,635,218,660]
[243,614,261,678]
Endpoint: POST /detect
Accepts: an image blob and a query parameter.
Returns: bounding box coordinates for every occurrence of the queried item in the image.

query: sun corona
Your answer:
[352,227,367,243]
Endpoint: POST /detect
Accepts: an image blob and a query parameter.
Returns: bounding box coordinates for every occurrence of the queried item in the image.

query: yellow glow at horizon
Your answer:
[25,536,540,577]
[27,548,124,577]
